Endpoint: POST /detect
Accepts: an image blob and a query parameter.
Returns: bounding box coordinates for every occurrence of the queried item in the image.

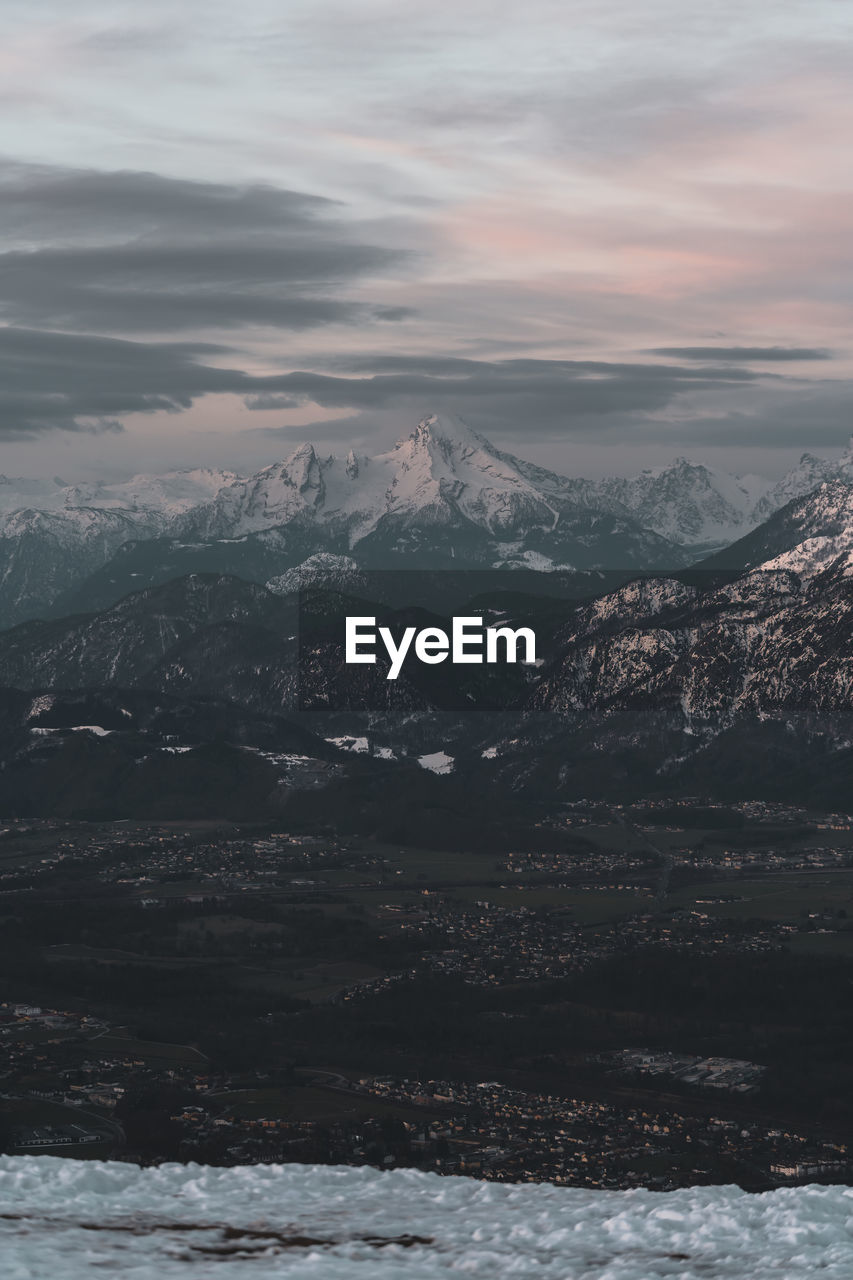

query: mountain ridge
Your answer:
[3,414,853,626]
[0,414,690,624]
[5,416,852,547]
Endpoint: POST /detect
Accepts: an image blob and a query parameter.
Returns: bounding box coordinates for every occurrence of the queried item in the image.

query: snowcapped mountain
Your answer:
[701,479,853,573]
[0,473,69,515]
[0,467,240,626]
[525,554,853,763]
[0,1156,850,1278]
[0,466,236,519]
[0,506,161,626]
[265,552,364,596]
[0,415,691,624]
[170,413,687,577]
[583,436,853,552]
[750,450,848,525]
[761,531,853,576]
[3,414,853,627]
[60,466,237,515]
[5,421,853,550]
[178,413,602,543]
[595,457,766,550]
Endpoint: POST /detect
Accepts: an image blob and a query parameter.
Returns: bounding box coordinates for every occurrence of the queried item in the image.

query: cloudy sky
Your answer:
[1,0,852,480]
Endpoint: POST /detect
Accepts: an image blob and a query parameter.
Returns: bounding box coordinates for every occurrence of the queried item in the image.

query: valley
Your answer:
[1,414,853,1195]
[2,802,853,1189]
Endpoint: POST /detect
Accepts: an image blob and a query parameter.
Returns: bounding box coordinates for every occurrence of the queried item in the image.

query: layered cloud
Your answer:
[0,329,766,441]
[0,165,412,337]
[651,348,832,363]
[0,1,851,470]
[0,156,844,454]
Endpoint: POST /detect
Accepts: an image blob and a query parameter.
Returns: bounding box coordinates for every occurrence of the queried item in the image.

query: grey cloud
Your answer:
[0,164,333,240]
[0,328,289,437]
[245,356,772,446]
[253,370,735,418]
[658,386,853,449]
[329,355,761,383]
[405,68,775,170]
[372,306,416,321]
[0,328,235,437]
[261,384,853,455]
[75,23,187,56]
[0,334,770,440]
[248,357,853,455]
[0,163,415,334]
[651,347,832,362]
[253,358,761,425]
[243,394,303,411]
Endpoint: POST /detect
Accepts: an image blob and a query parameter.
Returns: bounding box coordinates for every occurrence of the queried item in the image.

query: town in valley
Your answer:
[3,797,853,1192]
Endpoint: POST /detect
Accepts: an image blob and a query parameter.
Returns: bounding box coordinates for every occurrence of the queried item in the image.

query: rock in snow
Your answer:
[1,1157,853,1277]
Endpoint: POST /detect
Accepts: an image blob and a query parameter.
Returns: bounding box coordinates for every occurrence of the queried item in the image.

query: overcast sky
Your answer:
[1,0,853,480]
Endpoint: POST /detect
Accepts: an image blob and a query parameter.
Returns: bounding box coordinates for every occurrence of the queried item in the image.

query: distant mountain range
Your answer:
[1,472,852,815]
[3,413,853,625]
[0,412,852,815]
[700,479,853,575]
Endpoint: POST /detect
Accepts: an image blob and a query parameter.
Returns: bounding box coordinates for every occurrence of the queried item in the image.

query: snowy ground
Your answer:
[2,1158,853,1278]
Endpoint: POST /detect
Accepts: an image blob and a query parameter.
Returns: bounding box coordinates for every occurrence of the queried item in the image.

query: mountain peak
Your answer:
[668,456,704,470]
[284,441,319,464]
[405,412,489,452]
[839,435,853,470]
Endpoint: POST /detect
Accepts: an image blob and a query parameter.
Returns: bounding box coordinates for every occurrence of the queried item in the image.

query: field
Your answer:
[213,1081,443,1125]
[668,871,853,922]
[89,1030,208,1063]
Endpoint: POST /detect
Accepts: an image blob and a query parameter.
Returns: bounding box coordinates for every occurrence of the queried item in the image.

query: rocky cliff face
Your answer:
[700,481,853,571]
[532,562,853,734]
[595,458,764,550]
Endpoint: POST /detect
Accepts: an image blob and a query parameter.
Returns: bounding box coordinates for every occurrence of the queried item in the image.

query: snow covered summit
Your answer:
[597,456,767,550]
[1,1156,853,1278]
[178,412,592,542]
[4,414,853,625]
[0,466,237,520]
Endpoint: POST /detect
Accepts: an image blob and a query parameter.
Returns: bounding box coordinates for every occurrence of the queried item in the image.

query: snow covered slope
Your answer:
[701,481,853,573]
[532,552,853,734]
[597,457,766,550]
[178,412,602,542]
[0,468,238,625]
[0,415,690,623]
[1,1157,852,1278]
[0,467,236,519]
[4,425,853,550]
[5,418,853,626]
[0,474,70,515]
[751,450,849,525]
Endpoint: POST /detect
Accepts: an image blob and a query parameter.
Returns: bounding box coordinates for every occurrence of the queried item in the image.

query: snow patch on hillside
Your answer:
[418,751,454,774]
[325,735,369,753]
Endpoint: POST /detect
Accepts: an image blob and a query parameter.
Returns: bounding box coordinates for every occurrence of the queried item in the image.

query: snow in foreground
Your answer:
[2,1158,853,1278]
